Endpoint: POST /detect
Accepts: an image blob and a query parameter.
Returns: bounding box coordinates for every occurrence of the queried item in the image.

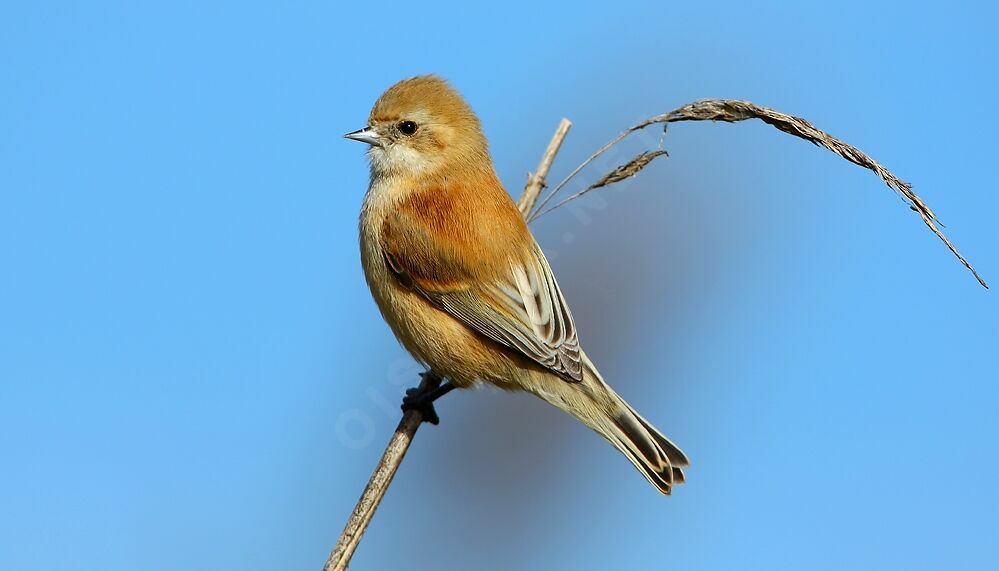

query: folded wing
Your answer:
[381,201,582,382]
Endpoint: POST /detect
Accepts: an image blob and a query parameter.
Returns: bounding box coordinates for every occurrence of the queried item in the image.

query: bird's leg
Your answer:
[401,371,456,425]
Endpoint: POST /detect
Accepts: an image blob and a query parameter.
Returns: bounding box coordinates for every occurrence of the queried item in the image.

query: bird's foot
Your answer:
[401,372,455,425]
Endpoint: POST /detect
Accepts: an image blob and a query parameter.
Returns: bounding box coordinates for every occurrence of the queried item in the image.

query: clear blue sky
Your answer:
[2,1,996,569]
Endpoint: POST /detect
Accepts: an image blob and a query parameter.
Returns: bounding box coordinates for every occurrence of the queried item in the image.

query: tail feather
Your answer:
[605,406,683,495]
[604,424,674,494]
[584,355,689,495]
[626,402,690,468]
[671,466,685,485]
[525,353,689,495]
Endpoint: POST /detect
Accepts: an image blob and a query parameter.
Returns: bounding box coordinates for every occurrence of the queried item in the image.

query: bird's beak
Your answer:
[343,127,382,147]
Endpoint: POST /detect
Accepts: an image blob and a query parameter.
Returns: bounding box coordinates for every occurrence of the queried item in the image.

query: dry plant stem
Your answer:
[323,374,437,571]
[518,118,572,216]
[530,128,632,219]
[529,99,986,288]
[324,122,574,571]
[531,150,668,220]
[323,410,423,571]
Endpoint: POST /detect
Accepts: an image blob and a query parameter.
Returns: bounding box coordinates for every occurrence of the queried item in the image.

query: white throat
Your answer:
[368,144,435,178]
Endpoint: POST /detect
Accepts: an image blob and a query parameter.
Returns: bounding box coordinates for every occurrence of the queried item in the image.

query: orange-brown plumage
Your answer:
[383,174,532,289]
[349,75,689,494]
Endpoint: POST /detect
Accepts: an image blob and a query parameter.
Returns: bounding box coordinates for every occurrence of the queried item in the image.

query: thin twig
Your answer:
[323,411,423,571]
[529,128,632,220]
[324,121,574,570]
[323,374,435,571]
[518,118,572,216]
[530,98,987,288]
[531,150,667,221]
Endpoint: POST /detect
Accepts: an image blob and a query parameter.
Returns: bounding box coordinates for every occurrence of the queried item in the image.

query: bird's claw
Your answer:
[401,373,455,425]
[401,386,441,425]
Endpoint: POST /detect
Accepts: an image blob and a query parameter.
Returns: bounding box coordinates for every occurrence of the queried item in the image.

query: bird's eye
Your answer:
[398,121,418,136]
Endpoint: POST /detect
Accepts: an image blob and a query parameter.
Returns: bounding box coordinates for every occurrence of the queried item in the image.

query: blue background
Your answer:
[2,1,996,569]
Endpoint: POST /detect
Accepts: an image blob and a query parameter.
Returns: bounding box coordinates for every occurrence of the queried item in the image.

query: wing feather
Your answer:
[383,236,582,382]
[379,181,583,382]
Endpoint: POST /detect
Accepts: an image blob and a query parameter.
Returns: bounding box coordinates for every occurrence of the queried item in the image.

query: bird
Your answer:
[345,75,688,494]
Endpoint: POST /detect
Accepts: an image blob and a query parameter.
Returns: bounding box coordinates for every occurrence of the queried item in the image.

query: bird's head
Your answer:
[345,75,490,178]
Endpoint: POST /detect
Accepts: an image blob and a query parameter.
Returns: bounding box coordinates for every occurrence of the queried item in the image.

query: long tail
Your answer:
[528,354,689,495]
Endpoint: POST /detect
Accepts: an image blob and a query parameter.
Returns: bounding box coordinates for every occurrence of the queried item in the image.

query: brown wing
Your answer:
[381,182,582,382]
